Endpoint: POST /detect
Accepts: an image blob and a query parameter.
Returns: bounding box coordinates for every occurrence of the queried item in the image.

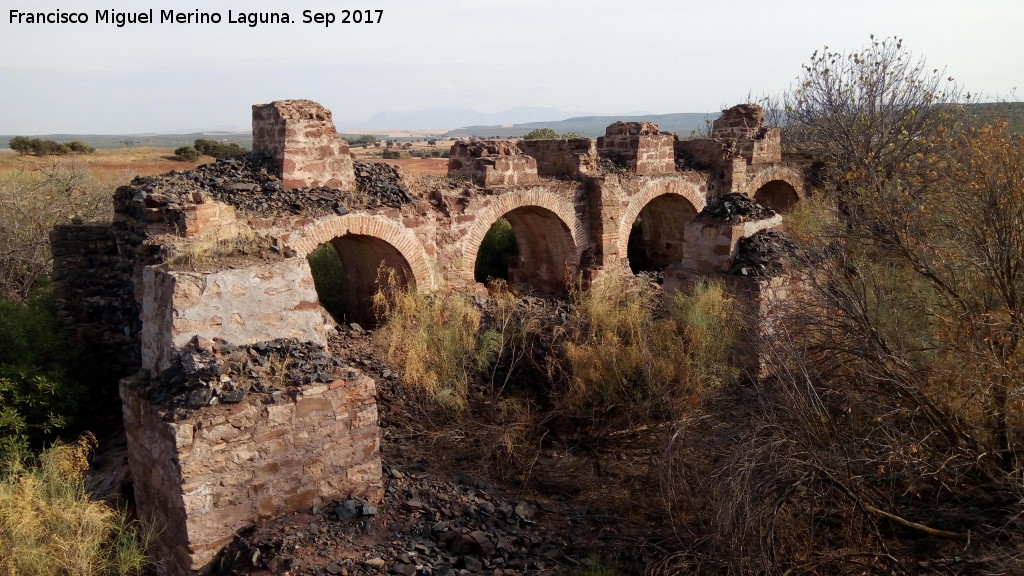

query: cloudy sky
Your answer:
[1,0,1020,134]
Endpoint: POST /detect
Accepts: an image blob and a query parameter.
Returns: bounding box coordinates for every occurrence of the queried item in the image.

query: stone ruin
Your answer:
[51,100,806,574]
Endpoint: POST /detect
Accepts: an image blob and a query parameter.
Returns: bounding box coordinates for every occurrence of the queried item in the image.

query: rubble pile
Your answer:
[730,229,796,277]
[214,466,612,576]
[118,156,415,219]
[697,192,776,223]
[353,161,413,206]
[597,154,630,174]
[133,337,351,414]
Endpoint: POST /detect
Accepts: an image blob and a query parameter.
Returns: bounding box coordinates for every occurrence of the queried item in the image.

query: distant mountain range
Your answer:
[336,107,609,131]
[445,112,715,138]
[3,103,1020,150]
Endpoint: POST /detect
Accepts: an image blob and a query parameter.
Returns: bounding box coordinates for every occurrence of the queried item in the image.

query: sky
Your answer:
[1,0,1021,134]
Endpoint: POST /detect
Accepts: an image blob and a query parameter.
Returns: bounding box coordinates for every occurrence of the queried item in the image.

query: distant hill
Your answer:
[445,112,714,139]
[338,107,597,131]
[965,102,1024,134]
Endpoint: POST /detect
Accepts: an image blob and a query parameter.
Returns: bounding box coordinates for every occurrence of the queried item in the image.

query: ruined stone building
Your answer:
[51,99,804,574]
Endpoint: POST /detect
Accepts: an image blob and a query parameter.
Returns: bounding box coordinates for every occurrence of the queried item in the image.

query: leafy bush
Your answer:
[192,138,247,159]
[173,146,201,161]
[0,290,84,463]
[306,242,346,322]
[0,435,154,575]
[522,128,559,140]
[8,137,94,156]
[381,149,410,159]
[64,141,95,154]
[474,218,517,283]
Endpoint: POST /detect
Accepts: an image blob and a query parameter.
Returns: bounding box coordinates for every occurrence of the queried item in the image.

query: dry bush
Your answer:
[554,274,736,424]
[656,126,1024,573]
[0,159,119,300]
[164,221,266,269]
[0,435,154,576]
[374,274,496,410]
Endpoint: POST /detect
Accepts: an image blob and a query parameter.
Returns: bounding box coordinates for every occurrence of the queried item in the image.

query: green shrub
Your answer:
[173,146,201,161]
[193,138,247,159]
[474,218,518,283]
[64,141,95,154]
[306,243,346,322]
[0,290,84,463]
[522,128,559,140]
[7,138,92,156]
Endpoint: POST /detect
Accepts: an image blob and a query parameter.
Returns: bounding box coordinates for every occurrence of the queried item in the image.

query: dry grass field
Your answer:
[0,147,200,182]
[0,146,451,180]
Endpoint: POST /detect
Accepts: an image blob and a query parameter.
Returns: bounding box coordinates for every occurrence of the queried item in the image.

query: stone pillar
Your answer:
[252,100,356,190]
[447,140,540,187]
[597,121,675,174]
[711,104,781,165]
[122,367,382,575]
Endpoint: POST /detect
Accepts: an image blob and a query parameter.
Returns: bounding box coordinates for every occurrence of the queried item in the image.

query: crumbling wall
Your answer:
[517,138,598,179]
[121,366,382,575]
[51,223,139,379]
[597,121,676,174]
[252,99,357,190]
[447,140,540,186]
[711,104,781,165]
[678,194,783,272]
[139,258,327,374]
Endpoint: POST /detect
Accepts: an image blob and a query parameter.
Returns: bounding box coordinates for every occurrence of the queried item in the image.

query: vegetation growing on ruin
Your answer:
[0,435,153,576]
[307,242,348,323]
[473,217,518,283]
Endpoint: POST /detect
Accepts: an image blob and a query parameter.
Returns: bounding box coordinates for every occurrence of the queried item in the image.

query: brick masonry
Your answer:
[121,368,382,575]
[252,99,357,190]
[447,140,541,187]
[597,121,676,174]
[48,99,806,573]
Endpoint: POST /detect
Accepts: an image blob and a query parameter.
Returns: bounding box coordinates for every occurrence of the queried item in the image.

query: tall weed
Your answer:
[374,275,496,410]
[0,435,154,575]
[556,274,735,421]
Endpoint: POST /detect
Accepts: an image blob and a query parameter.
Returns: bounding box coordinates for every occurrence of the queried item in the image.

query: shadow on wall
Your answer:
[307,236,415,327]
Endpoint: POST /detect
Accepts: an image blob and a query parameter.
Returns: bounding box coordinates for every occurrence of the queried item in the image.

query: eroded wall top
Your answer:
[253,99,357,190]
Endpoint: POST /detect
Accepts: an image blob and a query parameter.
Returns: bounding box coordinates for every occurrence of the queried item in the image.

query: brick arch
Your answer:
[744,166,805,212]
[616,178,706,260]
[289,213,436,292]
[461,189,585,292]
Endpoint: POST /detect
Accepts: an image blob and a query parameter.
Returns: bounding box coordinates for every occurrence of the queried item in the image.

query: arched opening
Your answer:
[474,206,576,294]
[307,233,415,327]
[474,218,519,283]
[753,180,800,213]
[626,193,698,273]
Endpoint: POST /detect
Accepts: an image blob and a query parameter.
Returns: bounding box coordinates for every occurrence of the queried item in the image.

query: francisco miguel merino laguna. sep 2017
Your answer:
[7,8,381,27]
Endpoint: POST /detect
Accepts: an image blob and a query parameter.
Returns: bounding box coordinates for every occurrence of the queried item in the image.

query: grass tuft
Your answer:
[0,435,154,576]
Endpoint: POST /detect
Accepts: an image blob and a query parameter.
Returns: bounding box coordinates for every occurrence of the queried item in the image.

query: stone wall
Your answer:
[48,98,807,573]
[447,140,540,187]
[140,258,328,374]
[711,104,781,165]
[51,223,139,380]
[252,100,357,190]
[517,138,599,179]
[679,214,783,272]
[597,121,676,174]
[121,367,382,575]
